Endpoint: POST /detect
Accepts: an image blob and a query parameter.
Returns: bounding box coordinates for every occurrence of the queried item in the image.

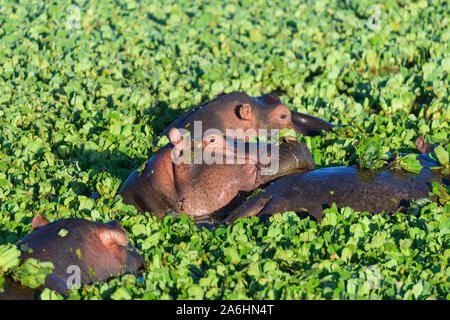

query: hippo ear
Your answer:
[169,129,193,165]
[98,224,129,248]
[415,136,433,154]
[32,214,50,229]
[169,128,183,146]
[236,103,254,121]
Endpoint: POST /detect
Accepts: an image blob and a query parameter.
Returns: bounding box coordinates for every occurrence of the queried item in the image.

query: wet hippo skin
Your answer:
[159,91,337,139]
[119,128,315,219]
[0,215,144,300]
[224,154,448,224]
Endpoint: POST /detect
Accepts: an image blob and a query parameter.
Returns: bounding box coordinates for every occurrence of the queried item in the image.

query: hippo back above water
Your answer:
[224,153,448,224]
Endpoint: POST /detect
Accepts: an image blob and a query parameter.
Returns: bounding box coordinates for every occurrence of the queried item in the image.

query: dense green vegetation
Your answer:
[0,0,448,299]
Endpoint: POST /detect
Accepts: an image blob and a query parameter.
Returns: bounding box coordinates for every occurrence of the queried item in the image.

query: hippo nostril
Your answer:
[256,161,270,170]
[280,114,287,119]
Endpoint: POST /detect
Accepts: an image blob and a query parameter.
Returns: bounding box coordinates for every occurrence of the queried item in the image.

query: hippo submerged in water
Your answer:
[121,120,448,226]
[118,127,315,220]
[0,215,143,300]
[117,91,337,220]
[223,149,448,225]
[159,91,338,140]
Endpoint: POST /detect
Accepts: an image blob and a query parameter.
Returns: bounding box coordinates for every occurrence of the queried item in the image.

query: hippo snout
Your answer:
[286,141,315,171]
[256,140,315,184]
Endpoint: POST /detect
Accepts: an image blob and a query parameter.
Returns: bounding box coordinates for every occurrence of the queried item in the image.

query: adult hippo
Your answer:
[118,128,315,219]
[159,91,337,140]
[223,153,448,224]
[0,215,144,300]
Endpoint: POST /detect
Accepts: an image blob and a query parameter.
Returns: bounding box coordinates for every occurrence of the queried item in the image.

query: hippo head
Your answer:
[228,92,299,138]
[250,92,336,137]
[161,91,335,140]
[119,127,315,218]
[17,214,144,295]
[415,136,436,154]
[170,127,318,216]
[208,92,303,139]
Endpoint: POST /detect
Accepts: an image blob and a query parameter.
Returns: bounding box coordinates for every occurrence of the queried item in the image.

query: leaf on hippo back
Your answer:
[137,161,147,176]
[389,154,424,174]
[355,136,387,169]
[279,128,298,140]
[399,154,423,174]
[0,275,4,293]
[0,244,21,272]
[75,248,82,261]
[246,188,265,200]
[58,228,69,237]
[39,288,64,300]
[152,135,170,152]
[88,266,96,278]
[12,258,54,289]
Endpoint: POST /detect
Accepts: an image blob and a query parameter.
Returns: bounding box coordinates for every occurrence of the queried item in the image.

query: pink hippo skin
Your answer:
[0,214,143,300]
[415,136,448,155]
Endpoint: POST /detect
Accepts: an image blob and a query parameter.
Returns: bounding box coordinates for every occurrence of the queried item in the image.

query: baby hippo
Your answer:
[0,214,143,300]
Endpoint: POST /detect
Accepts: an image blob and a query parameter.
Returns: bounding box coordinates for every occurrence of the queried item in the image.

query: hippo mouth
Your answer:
[220,139,308,187]
[199,140,316,225]
[223,139,263,165]
[291,111,335,137]
[254,140,315,185]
